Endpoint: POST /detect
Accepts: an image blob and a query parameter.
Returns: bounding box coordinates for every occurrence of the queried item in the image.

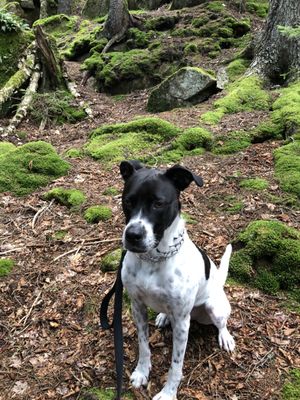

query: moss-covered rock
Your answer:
[33,15,104,60]
[144,15,179,31]
[0,141,69,196]
[85,117,180,164]
[84,205,112,223]
[83,48,162,94]
[200,109,225,125]
[147,67,217,112]
[44,188,86,208]
[230,220,300,299]
[0,258,15,277]
[239,178,269,191]
[274,140,300,198]
[100,249,122,273]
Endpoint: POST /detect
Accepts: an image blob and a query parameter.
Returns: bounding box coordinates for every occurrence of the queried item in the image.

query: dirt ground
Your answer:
[0,59,299,400]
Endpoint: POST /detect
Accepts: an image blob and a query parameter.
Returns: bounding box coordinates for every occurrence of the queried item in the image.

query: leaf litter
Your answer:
[0,62,299,400]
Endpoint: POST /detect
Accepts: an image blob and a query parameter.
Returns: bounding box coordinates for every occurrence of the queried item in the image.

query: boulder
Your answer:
[147,67,217,112]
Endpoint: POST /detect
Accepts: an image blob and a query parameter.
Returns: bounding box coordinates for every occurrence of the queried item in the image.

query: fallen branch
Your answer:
[32,199,54,232]
[19,290,42,326]
[3,64,41,136]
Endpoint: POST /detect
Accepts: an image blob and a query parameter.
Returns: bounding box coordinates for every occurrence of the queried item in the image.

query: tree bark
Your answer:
[35,25,66,90]
[248,0,300,83]
[103,0,131,39]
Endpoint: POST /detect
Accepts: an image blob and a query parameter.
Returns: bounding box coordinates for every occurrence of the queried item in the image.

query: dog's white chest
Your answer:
[122,249,199,314]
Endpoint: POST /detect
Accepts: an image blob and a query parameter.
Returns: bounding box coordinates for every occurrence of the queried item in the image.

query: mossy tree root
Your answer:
[0,41,36,109]
[4,65,41,136]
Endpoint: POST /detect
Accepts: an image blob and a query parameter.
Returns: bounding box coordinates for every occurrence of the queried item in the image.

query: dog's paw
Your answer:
[153,391,176,400]
[130,369,149,388]
[155,313,170,329]
[218,328,235,352]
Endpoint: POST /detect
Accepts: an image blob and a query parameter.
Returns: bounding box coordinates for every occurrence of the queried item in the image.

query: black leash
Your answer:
[100,250,126,400]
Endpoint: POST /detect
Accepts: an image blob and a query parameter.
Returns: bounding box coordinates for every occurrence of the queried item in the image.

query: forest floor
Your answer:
[0,59,299,400]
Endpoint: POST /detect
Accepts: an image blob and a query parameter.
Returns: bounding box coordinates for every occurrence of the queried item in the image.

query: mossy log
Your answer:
[0,41,36,111]
[4,65,41,136]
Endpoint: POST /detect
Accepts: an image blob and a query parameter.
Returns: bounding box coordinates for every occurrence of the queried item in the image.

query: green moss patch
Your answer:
[271,81,300,137]
[44,188,86,208]
[30,91,87,125]
[81,388,133,400]
[85,117,180,164]
[100,249,122,273]
[230,220,300,299]
[0,258,15,277]
[282,369,300,400]
[274,140,300,198]
[0,141,69,196]
[0,142,16,155]
[103,187,119,196]
[65,148,82,158]
[213,130,252,154]
[174,127,213,151]
[215,76,270,114]
[84,205,112,223]
[226,58,250,82]
[201,76,270,126]
[239,178,269,191]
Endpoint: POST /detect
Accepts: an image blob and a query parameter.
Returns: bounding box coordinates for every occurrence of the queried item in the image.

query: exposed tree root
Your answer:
[0,41,36,109]
[3,65,41,136]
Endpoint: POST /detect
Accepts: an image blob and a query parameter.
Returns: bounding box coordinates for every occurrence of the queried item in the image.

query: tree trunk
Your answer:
[248,0,300,83]
[35,25,67,91]
[101,0,142,53]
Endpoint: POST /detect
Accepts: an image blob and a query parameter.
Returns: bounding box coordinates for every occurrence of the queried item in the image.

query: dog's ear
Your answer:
[120,160,143,181]
[165,165,203,191]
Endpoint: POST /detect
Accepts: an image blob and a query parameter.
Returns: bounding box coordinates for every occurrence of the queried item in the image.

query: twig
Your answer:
[187,351,220,386]
[53,247,82,262]
[0,247,24,255]
[32,199,54,231]
[19,290,42,326]
[245,348,275,382]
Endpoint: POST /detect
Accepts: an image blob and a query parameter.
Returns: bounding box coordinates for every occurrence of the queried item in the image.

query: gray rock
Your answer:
[147,67,217,112]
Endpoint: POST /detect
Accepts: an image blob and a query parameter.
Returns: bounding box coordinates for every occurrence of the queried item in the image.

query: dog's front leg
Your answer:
[153,315,190,400]
[130,300,151,388]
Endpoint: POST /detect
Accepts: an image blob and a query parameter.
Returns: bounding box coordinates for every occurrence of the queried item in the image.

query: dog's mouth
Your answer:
[123,237,158,254]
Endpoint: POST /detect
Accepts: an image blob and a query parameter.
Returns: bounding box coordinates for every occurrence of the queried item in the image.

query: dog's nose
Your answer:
[125,224,145,243]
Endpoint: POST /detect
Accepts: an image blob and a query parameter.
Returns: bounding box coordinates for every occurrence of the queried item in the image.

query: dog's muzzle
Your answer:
[124,223,148,253]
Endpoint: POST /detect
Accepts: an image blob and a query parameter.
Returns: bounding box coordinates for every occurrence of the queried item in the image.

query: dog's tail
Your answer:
[218,244,232,286]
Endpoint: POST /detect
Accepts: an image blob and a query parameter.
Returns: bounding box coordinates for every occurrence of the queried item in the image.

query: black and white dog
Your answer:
[120,160,235,400]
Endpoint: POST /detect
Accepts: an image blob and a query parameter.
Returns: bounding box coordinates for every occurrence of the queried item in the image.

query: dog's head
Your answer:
[120,160,203,253]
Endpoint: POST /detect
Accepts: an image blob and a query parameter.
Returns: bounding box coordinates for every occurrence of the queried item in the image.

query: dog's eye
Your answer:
[153,200,165,209]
